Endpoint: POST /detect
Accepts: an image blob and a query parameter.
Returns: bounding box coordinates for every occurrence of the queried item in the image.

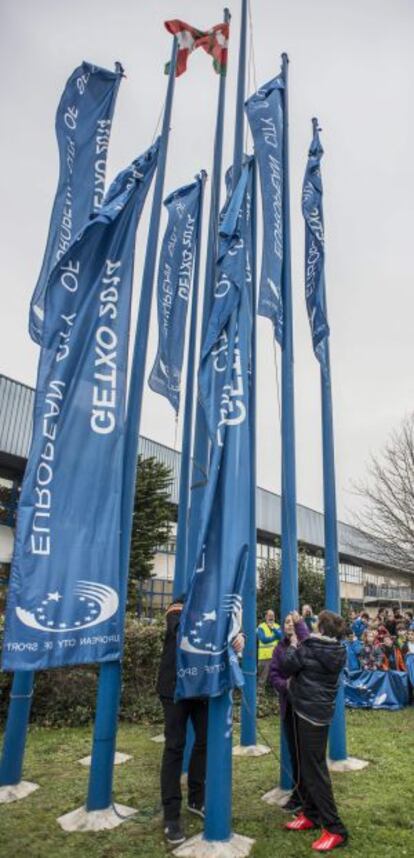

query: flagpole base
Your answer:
[232,744,271,757]
[78,752,132,767]
[0,781,39,804]
[150,733,165,743]
[57,803,137,831]
[261,786,291,807]
[328,756,369,773]
[173,832,255,857]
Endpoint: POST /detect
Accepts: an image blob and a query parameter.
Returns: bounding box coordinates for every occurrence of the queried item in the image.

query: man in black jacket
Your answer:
[157,597,244,845]
[282,609,348,852]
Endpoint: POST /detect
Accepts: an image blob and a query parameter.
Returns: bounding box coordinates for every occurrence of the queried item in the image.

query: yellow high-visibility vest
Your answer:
[257,621,281,661]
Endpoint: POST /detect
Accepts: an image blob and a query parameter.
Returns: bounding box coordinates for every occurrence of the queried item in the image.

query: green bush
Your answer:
[0,617,165,728]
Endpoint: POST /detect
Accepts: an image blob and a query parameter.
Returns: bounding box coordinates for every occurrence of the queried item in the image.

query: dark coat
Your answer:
[156,607,182,699]
[282,635,346,726]
[268,619,309,719]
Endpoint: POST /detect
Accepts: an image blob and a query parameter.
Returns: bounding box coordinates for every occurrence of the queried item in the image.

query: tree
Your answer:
[257,548,325,623]
[128,455,174,609]
[356,414,414,574]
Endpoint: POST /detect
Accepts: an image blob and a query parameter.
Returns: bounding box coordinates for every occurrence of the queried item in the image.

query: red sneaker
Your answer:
[284,813,316,831]
[312,830,346,851]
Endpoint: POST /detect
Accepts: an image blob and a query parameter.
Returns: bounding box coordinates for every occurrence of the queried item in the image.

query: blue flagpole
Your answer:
[0,672,34,787]
[240,157,257,747]
[186,7,230,576]
[86,36,178,813]
[279,52,299,791]
[310,119,347,762]
[173,171,207,599]
[204,0,247,843]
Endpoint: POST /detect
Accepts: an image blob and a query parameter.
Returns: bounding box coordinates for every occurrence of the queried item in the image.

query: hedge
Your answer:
[0,616,277,727]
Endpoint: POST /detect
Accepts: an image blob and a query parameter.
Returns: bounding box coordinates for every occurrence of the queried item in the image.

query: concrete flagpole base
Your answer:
[0,781,39,804]
[57,803,137,831]
[328,756,369,773]
[150,734,165,743]
[261,786,291,807]
[173,833,255,857]
[78,752,132,767]
[232,744,271,757]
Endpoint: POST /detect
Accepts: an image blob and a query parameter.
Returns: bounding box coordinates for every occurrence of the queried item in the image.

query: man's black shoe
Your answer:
[282,797,303,814]
[164,819,186,845]
[187,802,205,819]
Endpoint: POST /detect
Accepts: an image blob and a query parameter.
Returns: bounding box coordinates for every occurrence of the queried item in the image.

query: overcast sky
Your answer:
[1,0,414,522]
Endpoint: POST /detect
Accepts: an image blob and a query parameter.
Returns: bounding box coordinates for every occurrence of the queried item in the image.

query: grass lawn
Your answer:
[1,708,414,857]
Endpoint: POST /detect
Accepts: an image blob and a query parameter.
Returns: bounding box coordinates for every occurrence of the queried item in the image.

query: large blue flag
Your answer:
[245,75,284,344]
[148,176,202,412]
[302,122,330,375]
[176,158,254,699]
[3,141,159,671]
[29,61,123,344]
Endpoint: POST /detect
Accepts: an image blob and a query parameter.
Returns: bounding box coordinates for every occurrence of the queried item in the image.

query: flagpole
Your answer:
[309,116,347,762]
[279,52,299,791]
[186,7,230,576]
[0,672,34,790]
[173,170,207,599]
[204,0,248,843]
[86,36,178,813]
[240,157,258,748]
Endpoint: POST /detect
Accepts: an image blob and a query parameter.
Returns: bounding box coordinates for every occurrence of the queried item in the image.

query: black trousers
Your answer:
[283,702,303,803]
[295,715,348,838]
[160,697,208,822]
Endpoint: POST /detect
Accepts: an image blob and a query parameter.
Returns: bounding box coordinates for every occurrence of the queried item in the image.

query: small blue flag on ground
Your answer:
[148,176,202,412]
[302,121,330,374]
[29,61,123,344]
[3,141,159,671]
[245,75,284,344]
[176,158,254,700]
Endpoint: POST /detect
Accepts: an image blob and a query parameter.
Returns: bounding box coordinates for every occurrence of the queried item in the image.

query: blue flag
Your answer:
[2,141,159,671]
[302,122,330,374]
[29,61,123,345]
[245,75,284,344]
[175,159,254,699]
[148,176,202,412]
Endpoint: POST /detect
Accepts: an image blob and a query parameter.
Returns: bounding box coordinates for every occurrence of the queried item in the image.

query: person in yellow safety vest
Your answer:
[257,609,282,685]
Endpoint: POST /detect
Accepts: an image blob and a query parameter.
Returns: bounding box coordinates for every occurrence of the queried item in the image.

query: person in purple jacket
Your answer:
[269,609,310,813]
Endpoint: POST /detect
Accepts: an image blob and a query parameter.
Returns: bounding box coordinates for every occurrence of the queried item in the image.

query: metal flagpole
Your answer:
[173,171,207,599]
[0,672,34,789]
[240,157,257,747]
[279,52,299,791]
[312,119,347,762]
[86,36,178,813]
[204,0,248,842]
[186,7,230,576]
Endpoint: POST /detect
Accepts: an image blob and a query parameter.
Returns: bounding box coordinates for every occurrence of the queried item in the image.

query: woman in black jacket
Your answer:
[282,609,348,852]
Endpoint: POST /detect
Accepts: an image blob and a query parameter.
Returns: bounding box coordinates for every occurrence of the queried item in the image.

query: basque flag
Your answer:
[148,176,202,412]
[3,141,159,671]
[29,61,123,344]
[176,158,254,700]
[245,75,284,345]
[302,121,330,375]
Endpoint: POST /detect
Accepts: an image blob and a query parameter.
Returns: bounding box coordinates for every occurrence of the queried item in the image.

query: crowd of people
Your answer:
[345,607,414,674]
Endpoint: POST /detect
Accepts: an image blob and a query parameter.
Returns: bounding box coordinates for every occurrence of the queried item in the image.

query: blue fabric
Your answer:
[3,141,159,671]
[175,159,254,699]
[148,177,202,412]
[405,653,414,686]
[29,61,123,344]
[344,669,409,710]
[345,639,363,673]
[301,124,329,375]
[352,618,366,639]
[245,76,284,345]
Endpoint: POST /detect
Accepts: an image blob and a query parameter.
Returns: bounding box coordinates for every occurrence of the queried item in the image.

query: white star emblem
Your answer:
[47,591,62,602]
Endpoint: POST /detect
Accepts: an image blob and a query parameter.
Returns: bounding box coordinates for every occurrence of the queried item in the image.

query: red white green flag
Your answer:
[164,19,229,77]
